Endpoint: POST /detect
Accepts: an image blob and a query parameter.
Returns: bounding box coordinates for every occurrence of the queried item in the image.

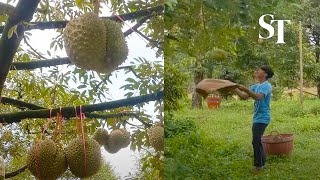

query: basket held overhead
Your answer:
[195,79,238,98]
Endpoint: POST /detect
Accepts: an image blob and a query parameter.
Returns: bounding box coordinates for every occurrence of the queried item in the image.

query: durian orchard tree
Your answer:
[298,0,320,97]
[0,0,163,179]
[165,0,241,108]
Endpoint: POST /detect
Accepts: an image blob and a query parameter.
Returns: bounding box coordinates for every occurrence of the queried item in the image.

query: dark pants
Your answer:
[252,123,268,167]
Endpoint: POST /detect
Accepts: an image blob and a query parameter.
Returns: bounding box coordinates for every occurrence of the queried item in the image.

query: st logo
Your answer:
[259,14,291,44]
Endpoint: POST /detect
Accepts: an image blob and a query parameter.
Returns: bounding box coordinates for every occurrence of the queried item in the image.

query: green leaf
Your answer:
[290,3,303,10]
[126,77,136,83]
[50,41,55,49]
[165,0,178,9]
[7,25,17,39]
[75,0,84,8]
[25,32,32,36]
[81,90,86,97]
[77,85,87,89]
[125,92,134,97]
[21,21,35,26]
[69,94,79,103]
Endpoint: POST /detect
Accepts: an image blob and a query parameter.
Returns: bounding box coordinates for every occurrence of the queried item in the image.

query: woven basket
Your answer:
[261,131,294,155]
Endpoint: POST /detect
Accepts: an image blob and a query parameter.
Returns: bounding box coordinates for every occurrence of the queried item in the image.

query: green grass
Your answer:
[165,99,320,179]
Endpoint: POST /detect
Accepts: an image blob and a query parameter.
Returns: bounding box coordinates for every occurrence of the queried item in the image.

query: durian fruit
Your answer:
[63,13,128,73]
[206,48,227,61]
[104,128,130,154]
[26,139,67,180]
[119,128,131,148]
[102,19,129,73]
[148,124,164,151]
[103,142,121,154]
[93,128,109,146]
[65,137,101,178]
[63,13,106,72]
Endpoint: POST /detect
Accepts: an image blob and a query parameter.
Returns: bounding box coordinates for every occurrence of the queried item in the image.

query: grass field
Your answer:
[165,99,320,179]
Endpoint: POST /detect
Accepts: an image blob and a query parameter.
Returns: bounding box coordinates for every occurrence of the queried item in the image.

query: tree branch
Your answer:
[23,36,47,59]
[130,114,153,128]
[0,91,163,123]
[294,87,318,96]
[135,30,157,43]
[5,165,27,179]
[135,30,163,50]
[86,112,152,127]
[1,97,45,110]
[85,112,135,119]
[125,120,145,129]
[0,96,152,126]
[9,21,146,71]
[10,57,71,70]
[116,65,142,79]
[123,15,150,37]
[0,5,163,33]
[0,0,41,98]
[125,16,163,51]
[0,2,14,16]
[10,58,141,78]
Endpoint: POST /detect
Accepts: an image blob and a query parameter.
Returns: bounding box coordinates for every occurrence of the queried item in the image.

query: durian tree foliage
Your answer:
[165,0,242,108]
[0,0,163,179]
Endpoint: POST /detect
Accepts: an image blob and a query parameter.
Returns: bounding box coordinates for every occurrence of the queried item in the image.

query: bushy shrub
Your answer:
[164,61,188,111]
[309,105,320,115]
[272,86,284,101]
[284,105,308,118]
[165,117,196,139]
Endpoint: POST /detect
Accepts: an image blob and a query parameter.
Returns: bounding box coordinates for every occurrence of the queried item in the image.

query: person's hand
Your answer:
[237,85,248,91]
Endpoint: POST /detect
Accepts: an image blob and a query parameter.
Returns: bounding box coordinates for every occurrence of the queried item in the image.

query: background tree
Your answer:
[165,0,240,108]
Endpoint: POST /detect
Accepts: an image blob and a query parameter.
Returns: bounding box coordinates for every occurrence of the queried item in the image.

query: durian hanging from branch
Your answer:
[66,107,102,178]
[27,139,68,180]
[26,113,68,180]
[66,137,102,178]
[205,48,227,62]
[148,123,164,152]
[104,128,130,154]
[63,11,129,74]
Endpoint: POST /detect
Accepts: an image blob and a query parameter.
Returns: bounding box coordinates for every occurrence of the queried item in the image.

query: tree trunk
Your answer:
[206,67,213,78]
[192,70,204,108]
[317,82,320,98]
[316,34,320,63]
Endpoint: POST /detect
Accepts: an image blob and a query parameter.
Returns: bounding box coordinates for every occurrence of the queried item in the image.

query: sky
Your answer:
[0,1,162,179]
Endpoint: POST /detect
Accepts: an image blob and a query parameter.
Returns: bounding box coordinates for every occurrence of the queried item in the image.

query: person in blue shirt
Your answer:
[232,66,274,174]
